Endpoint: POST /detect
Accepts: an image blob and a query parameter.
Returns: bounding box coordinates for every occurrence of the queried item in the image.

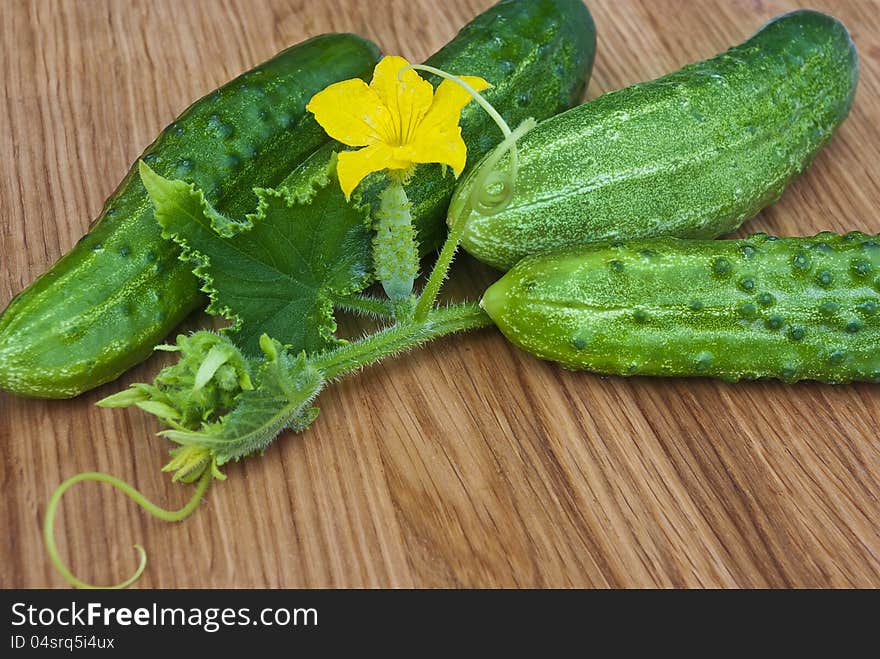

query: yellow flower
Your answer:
[306,56,490,198]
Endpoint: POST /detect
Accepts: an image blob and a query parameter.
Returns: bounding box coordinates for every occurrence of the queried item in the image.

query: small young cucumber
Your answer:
[0,34,381,398]
[482,233,880,384]
[455,10,859,271]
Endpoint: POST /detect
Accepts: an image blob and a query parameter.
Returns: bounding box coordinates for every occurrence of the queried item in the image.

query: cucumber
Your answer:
[0,34,381,398]
[454,10,859,271]
[287,0,596,256]
[482,232,880,383]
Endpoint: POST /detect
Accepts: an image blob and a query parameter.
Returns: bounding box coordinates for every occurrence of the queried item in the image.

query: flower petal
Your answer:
[402,75,491,175]
[369,56,434,146]
[430,76,492,121]
[306,78,393,147]
[396,127,469,175]
[336,144,410,198]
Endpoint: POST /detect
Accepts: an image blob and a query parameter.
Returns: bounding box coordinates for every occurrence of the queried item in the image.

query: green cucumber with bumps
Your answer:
[0,34,381,398]
[288,0,596,256]
[454,10,859,271]
[482,232,880,383]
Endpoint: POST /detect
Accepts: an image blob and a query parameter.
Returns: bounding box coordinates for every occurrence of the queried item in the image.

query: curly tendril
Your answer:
[401,64,534,217]
[44,466,213,589]
[468,118,536,215]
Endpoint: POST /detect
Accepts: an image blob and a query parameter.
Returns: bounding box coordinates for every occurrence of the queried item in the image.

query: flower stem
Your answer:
[44,466,213,589]
[412,203,473,322]
[312,302,492,381]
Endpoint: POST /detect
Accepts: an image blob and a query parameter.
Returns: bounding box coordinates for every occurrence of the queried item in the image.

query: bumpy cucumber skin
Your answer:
[482,233,880,384]
[457,10,859,271]
[289,0,596,255]
[0,34,381,398]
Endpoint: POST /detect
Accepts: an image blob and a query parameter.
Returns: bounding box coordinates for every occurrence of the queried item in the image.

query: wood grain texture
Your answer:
[1,0,879,589]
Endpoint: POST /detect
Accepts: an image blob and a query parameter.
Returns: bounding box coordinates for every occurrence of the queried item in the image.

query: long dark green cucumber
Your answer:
[455,10,859,271]
[287,0,596,255]
[0,34,381,398]
[482,232,880,383]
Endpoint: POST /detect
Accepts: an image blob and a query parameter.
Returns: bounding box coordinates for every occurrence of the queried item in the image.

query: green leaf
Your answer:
[100,331,324,476]
[139,158,372,355]
[97,331,253,432]
[159,334,325,466]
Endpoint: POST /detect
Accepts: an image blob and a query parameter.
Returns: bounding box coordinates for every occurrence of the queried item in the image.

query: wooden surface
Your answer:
[2,0,879,589]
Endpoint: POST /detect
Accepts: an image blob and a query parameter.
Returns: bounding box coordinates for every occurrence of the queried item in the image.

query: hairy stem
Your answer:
[412,203,474,323]
[335,293,395,319]
[313,302,492,380]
